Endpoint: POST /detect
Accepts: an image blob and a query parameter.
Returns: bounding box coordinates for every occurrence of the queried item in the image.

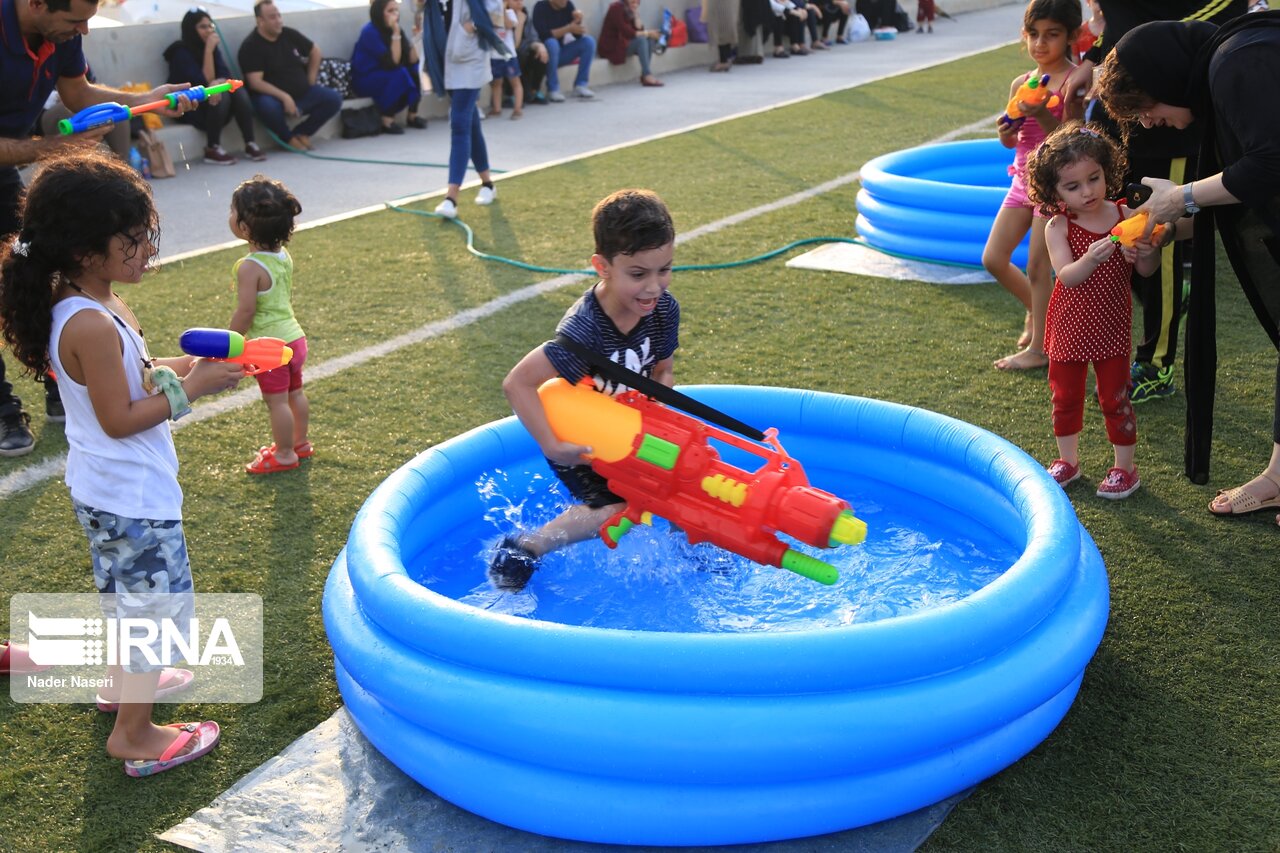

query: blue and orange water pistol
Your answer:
[179,328,292,376]
[537,378,867,585]
[58,80,244,135]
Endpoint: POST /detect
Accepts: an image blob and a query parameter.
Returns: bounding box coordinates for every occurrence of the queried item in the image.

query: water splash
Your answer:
[422,469,1016,633]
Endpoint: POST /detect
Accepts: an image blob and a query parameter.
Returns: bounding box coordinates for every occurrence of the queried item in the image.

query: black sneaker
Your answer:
[45,390,65,423]
[488,537,538,592]
[0,411,35,457]
[1130,361,1175,404]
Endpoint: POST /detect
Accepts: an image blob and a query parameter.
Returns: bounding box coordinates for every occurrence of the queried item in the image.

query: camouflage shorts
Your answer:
[71,499,194,673]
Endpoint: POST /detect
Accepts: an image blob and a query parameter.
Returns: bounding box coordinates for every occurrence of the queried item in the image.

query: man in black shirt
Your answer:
[238,0,341,150]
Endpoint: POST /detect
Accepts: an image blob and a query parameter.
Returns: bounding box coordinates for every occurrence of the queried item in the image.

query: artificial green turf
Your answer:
[2,42,1279,851]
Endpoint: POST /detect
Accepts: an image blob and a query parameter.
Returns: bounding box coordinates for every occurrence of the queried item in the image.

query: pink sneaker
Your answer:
[1097,466,1140,500]
[1046,459,1081,486]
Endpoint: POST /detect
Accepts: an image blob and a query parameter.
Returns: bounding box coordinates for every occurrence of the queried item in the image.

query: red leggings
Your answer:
[1048,354,1137,445]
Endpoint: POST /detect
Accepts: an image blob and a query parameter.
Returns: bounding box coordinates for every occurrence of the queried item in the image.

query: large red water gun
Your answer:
[538,378,867,585]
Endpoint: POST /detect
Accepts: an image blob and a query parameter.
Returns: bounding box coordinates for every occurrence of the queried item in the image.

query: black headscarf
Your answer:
[1114,12,1280,483]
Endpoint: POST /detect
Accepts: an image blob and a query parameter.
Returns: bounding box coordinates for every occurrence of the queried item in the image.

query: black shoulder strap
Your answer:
[552,334,765,441]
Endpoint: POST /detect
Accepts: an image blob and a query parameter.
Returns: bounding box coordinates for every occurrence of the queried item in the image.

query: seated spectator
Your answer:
[516,0,550,104]
[351,0,427,134]
[531,0,596,101]
[238,0,342,151]
[768,0,809,57]
[818,0,851,45]
[598,0,663,86]
[165,9,265,165]
[489,0,525,117]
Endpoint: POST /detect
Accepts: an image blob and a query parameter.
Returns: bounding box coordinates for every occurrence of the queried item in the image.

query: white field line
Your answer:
[0,115,996,500]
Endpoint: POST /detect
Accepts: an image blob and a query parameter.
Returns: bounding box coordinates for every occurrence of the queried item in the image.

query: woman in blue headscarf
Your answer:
[351,0,428,134]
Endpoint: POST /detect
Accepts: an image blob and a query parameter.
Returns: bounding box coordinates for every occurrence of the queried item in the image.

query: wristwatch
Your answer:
[1182,183,1200,217]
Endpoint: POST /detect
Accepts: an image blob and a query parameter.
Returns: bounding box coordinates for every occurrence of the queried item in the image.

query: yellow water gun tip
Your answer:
[828,511,868,546]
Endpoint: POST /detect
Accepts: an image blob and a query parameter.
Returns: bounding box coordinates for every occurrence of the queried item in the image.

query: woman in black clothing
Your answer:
[1097,12,1280,521]
[164,9,264,165]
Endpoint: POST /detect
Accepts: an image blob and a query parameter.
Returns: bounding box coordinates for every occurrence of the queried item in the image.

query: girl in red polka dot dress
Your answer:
[1026,121,1161,499]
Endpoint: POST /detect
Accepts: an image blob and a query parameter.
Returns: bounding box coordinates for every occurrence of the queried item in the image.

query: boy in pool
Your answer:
[490,188,678,592]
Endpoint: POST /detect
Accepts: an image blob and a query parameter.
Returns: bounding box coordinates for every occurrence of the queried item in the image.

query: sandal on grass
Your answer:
[246,446,300,475]
[124,721,220,778]
[1208,471,1280,516]
[1,640,50,675]
[258,441,313,460]
[96,667,194,712]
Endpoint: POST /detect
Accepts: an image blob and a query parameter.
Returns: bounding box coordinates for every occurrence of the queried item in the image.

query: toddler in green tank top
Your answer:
[228,177,313,474]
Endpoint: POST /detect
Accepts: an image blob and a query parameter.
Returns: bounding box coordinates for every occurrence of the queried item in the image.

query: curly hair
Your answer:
[231,176,302,252]
[0,150,157,377]
[1025,121,1128,218]
[1094,55,1154,143]
[592,189,675,261]
[1022,0,1082,36]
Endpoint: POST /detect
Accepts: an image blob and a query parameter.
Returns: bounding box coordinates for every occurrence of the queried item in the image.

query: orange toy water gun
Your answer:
[1109,213,1166,248]
[1000,73,1061,127]
[179,328,293,375]
[538,378,868,585]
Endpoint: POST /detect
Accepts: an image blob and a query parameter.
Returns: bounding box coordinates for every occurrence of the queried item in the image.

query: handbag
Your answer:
[135,129,176,179]
[340,104,383,139]
[684,6,708,43]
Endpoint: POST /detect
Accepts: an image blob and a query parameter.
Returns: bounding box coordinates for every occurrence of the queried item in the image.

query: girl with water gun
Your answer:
[0,151,244,775]
[981,0,1080,372]
[1025,122,1163,499]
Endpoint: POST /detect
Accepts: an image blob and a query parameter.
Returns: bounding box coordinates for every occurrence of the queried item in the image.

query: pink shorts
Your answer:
[254,336,307,395]
[1002,171,1047,218]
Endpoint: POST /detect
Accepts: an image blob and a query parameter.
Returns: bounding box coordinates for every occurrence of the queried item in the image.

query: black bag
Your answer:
[340,104,382,139]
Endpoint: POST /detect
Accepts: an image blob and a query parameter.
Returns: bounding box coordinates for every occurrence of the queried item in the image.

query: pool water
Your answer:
[410,467,1017,633]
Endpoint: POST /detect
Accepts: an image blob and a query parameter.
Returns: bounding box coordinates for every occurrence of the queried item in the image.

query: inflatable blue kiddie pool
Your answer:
[323,386,1108,846]
[857,138,1031,268]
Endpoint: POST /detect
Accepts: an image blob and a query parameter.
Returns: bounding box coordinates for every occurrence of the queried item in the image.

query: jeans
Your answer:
[544,35,596,92]
[627,35,653,77]
[447,88,489,187]
[250,84,342,142]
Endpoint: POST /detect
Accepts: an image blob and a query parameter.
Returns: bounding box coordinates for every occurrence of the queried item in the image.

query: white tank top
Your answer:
[49,296,182,520]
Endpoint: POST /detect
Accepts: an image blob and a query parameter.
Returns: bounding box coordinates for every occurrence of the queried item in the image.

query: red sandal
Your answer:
[258,441,313,460]
[245,446,300,475]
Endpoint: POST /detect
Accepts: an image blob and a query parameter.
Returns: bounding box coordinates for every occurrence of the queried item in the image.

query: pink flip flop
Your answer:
[96,667,195,712]
[124,721,220,777]
[0,640,50,675]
